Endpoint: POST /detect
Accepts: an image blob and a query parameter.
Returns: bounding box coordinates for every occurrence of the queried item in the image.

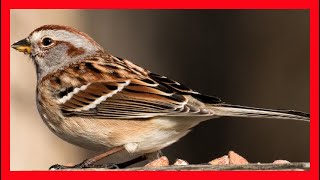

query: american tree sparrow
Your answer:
[11,25,309,169]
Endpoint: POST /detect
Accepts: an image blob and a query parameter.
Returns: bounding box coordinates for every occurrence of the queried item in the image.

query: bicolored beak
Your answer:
[11,38,31,54]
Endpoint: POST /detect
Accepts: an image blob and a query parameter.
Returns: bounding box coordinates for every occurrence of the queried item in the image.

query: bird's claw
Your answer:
[49,159,95,170]
[49,161,121,170]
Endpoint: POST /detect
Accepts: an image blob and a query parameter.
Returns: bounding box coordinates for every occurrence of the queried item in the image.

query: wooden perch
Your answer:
[57,162,309,171]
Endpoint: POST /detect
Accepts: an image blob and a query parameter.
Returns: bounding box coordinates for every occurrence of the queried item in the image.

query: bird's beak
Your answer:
[11,38,31,54]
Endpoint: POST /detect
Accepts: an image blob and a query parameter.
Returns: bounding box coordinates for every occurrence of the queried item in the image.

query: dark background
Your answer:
[80,10,309,164]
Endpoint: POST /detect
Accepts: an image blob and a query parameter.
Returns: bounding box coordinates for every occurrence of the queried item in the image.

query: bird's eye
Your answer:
[42,37,54,46]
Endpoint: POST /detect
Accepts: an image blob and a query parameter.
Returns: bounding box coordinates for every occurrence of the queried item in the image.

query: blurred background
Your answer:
[10,10,309,170]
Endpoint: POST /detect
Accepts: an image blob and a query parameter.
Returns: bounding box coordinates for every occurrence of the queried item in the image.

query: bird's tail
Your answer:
[209,104,310,122]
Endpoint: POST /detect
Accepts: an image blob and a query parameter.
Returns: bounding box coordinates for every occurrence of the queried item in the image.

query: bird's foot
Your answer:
[49,154,147,170]
[49,159,120,170]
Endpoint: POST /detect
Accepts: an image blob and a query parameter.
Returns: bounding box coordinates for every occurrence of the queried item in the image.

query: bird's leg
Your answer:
[99,151,162,169]
[108,155,147,169]
[49,146,125,170]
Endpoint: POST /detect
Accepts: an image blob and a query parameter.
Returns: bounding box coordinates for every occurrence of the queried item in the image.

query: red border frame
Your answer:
[1,0,319,180]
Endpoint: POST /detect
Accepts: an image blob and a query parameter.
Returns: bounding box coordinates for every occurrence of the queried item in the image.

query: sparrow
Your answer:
[11,24,309,169]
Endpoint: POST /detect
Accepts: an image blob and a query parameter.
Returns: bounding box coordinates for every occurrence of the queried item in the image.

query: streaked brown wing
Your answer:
[60,78,214,119]
[51,55,220,119]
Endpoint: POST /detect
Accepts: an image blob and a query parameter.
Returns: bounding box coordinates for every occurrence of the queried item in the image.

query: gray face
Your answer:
[20,28,103,80]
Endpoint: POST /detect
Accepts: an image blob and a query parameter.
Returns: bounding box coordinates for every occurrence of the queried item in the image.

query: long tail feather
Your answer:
[210,104,310,122]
